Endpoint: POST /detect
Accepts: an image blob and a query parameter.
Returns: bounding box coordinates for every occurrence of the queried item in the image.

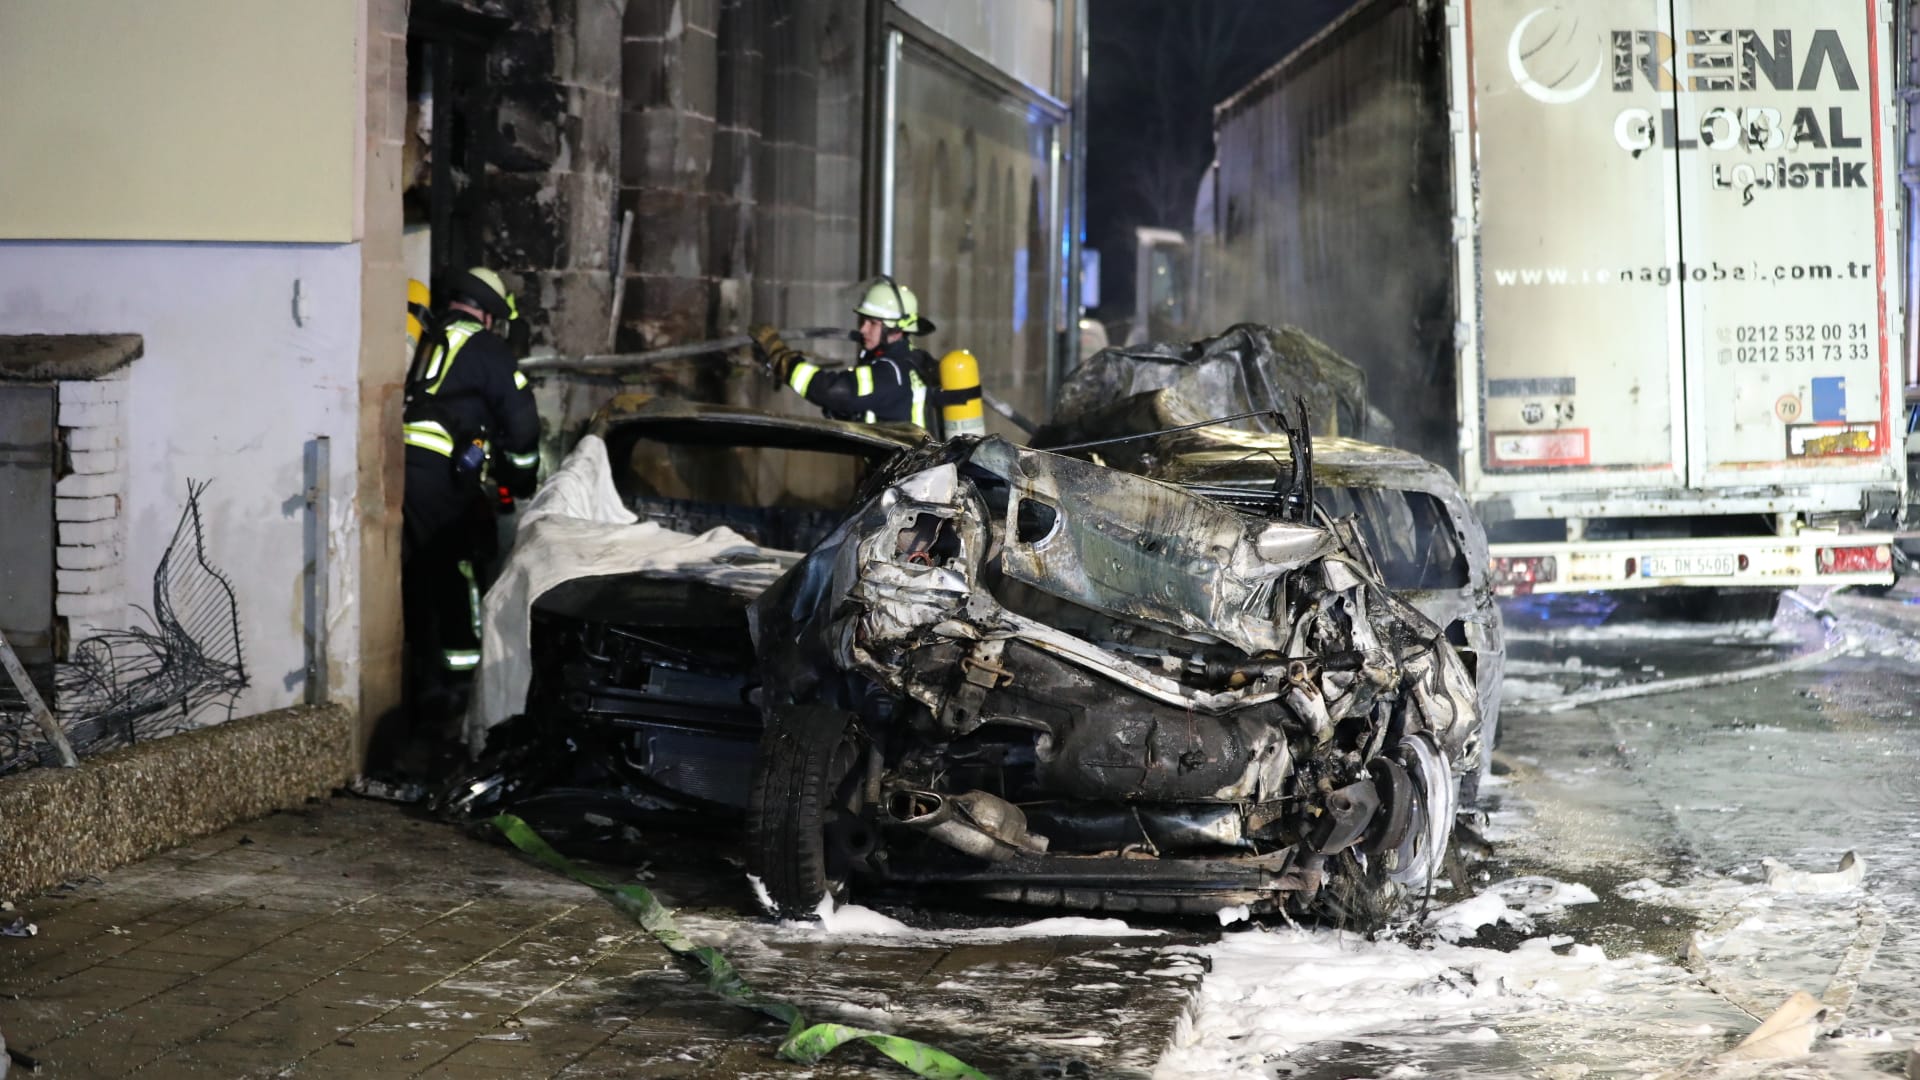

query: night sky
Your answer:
[1085,0,1356,330]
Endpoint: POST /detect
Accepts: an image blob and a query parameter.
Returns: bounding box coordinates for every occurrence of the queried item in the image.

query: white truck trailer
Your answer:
[1163,0,1907,595]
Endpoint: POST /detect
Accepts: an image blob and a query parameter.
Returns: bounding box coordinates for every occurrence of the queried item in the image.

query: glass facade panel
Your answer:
[890,37,1062,426]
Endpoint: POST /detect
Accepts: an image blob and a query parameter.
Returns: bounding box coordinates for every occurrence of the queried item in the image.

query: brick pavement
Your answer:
[0,798,1202,1078]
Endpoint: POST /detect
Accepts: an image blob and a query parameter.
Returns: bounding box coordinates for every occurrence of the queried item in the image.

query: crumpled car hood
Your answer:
[751,437,1481,775]
[1047,323,1392,445]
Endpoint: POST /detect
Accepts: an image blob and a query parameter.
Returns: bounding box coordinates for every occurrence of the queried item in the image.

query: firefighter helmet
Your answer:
[406,278,431,344]
[450,267,518,324]
[852,276,935,335]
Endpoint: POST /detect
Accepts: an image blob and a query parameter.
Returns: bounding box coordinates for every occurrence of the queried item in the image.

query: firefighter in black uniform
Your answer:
[751,277,941,434]
[401,267,540,717]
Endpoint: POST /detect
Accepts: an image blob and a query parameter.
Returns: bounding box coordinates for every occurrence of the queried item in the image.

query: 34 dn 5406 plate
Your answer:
[1640,553,1735,578]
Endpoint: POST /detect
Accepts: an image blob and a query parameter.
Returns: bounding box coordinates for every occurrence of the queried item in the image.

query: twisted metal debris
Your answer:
[0,482,247,774]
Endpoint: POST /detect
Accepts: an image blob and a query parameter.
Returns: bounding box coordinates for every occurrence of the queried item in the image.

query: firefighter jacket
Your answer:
[402,319,540,484]
[787,335,939,434]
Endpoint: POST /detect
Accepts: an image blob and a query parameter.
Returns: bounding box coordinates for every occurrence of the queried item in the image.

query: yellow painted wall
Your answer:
[0,0,361,243]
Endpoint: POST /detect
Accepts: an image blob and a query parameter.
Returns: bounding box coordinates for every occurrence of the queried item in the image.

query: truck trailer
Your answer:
[1157,0,1908,595]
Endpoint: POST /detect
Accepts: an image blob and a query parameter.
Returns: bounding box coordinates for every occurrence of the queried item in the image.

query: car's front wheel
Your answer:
[747,705,873,918]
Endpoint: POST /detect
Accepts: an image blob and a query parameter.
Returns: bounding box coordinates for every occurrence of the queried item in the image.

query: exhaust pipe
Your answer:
[888,789,1050,861]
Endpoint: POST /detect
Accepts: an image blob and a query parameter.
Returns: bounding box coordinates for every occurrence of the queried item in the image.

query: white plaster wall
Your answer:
[0,241,363,719]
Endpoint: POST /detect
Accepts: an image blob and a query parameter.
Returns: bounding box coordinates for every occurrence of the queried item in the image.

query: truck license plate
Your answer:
[1640,553,1735,578]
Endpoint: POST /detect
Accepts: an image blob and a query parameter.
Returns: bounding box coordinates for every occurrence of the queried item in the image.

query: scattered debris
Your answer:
[1,918,36,939]
[41,482,249,770]
[5,1040,40,1074]
[1720,991,1826,1061]
[346,776,427,804]
[0,627,79,769]
[1486,876,1601,917]
[1763,850,1865,894]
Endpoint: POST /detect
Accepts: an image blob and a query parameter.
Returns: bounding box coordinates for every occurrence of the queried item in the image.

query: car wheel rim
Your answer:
[1386,733,1454,886]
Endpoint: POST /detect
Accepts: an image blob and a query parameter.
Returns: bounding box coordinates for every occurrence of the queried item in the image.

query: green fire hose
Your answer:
[492,814,988,1078]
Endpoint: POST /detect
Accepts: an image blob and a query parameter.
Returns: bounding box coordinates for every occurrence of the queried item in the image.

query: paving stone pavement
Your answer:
[0,797,1206,1078]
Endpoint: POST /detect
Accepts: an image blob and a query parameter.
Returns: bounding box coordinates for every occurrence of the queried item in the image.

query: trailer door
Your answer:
[1669,0,1897,489]
[1468,0,1688,490]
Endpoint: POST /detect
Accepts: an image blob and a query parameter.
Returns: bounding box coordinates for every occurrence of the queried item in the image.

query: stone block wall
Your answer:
[617,0,867,357]
[442,0,630,361]
[427,0,880,492]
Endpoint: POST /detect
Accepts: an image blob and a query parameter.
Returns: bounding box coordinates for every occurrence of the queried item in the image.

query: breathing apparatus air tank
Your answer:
[939,350,985,436]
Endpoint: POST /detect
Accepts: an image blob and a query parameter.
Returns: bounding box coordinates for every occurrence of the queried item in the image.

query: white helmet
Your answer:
[852,276,935,335]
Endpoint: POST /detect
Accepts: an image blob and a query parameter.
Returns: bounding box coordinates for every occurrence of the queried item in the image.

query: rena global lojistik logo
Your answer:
[1508,7,1605,105]
[1507,6,1860,107]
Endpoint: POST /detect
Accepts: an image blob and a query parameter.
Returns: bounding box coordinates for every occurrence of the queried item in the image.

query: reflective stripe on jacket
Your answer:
[403,320,539,462]
[787,337,936,432]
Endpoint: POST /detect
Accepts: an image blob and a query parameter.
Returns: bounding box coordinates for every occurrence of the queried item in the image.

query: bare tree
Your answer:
[1088,0,1351,318]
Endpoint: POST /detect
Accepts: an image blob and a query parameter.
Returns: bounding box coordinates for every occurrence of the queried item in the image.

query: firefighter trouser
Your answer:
[403,447,488,685]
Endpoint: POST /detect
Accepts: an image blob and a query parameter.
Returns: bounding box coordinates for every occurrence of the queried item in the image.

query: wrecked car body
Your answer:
[445,394,1483,923]
[444,396,925,820]
[746,431,1479,919]
[1036,326,1505,794]
[1051,322,1396,445]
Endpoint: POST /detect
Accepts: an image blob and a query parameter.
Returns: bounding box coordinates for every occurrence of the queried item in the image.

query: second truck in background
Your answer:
[1142,0,1907,596]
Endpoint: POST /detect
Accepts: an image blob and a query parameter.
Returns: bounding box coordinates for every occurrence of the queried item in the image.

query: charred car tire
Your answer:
[747,705,871,918]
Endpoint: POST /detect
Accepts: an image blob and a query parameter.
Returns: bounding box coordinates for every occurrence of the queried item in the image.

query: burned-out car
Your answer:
[1034,389,1504,794]
[449,395,1483,922]
[1038,325,1505,793]
[1055,322,1397,445]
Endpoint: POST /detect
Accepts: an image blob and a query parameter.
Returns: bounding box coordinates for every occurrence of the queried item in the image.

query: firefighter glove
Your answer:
[749,324,788,360]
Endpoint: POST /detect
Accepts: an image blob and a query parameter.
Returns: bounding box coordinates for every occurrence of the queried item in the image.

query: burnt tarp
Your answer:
[1047,323,1390,444]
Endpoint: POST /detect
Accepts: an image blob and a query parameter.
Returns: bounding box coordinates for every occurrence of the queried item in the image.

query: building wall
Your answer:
[0,0,362,243]
[887,38,1065,429]
[0,0,402,760]
[478,0,629,358]
[406,0,628,362]
[539,0,875,502]
[617,0,868,355]
[0,243,365,720]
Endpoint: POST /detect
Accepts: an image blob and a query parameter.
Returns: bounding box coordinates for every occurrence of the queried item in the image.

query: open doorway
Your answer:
[404,5,504,305]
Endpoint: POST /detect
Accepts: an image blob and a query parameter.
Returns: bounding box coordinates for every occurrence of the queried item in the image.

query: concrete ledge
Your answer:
[0,333,142,382]
[0,704,354,898]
